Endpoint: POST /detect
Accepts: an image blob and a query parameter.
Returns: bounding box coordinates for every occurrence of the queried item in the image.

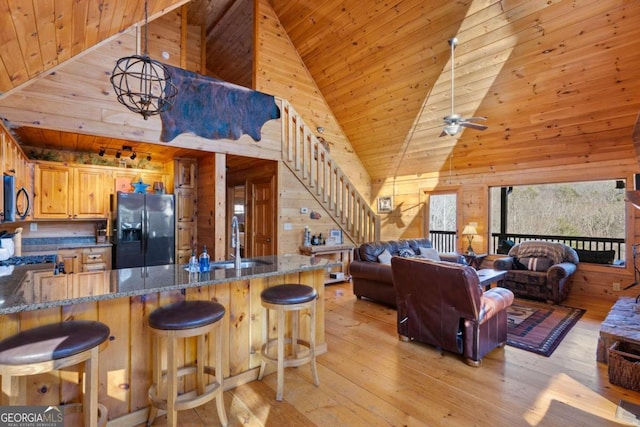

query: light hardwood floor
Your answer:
[136,282,640,427]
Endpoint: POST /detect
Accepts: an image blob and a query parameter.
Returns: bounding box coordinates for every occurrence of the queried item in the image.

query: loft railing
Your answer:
[279,100,380,244]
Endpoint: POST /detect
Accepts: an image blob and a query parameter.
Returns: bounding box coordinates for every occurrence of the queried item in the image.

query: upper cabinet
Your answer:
[176,159,196,189]
[34,164,73,219]
[34,164,109,219]
[73,167,109,218]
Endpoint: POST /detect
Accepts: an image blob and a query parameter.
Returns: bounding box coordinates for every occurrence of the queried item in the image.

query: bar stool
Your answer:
[146,300,227,427]
[258,284,319,401]
[0,320,110,427]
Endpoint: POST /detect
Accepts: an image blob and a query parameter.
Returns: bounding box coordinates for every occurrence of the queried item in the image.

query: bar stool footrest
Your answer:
[260,339,314,368]
[148,365,222,412]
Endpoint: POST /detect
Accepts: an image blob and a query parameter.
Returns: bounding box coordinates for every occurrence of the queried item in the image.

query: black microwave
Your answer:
[3,175,15,222]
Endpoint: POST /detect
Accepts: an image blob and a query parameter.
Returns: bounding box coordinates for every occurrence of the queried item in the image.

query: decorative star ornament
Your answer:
[132,179,150,193]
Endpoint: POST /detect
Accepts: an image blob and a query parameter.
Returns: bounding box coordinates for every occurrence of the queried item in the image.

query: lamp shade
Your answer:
[462,225,478,236]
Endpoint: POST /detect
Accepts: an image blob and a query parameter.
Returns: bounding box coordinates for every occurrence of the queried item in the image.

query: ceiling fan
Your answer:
[440,37,488,137]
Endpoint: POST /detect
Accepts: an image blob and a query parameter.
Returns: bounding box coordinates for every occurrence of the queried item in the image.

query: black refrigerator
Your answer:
[112,192,175,269]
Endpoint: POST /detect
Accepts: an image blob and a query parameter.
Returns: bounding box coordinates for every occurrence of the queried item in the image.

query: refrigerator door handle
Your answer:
[142,208,147,254]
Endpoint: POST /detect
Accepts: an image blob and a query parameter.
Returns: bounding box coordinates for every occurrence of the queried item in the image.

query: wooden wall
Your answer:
[375,158,640,302]
[254,0,371,201]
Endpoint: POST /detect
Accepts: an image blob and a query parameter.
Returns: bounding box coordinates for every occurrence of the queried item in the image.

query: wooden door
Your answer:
[251,177,275,257]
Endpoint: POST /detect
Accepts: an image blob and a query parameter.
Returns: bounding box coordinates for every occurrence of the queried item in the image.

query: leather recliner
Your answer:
[391,256,514,366]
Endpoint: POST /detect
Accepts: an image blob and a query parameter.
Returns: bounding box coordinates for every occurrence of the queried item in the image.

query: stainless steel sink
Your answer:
[210,259,272,269]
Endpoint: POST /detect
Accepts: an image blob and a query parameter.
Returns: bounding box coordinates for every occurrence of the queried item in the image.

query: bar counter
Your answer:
[0,254,336,426]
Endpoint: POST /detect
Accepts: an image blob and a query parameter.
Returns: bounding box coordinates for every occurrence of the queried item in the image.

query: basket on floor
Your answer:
[609,341,640,392]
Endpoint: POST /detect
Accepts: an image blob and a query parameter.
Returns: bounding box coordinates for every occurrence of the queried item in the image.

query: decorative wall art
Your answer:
[160,65,280,142]
[377,196,393,213]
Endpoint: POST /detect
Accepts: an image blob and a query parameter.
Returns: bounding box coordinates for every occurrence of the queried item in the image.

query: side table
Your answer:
[461,253,488,269]
[476,269,506,291]
[300,244,354,285]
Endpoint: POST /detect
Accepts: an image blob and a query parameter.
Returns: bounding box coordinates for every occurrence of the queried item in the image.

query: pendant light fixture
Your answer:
[110,0,177,120]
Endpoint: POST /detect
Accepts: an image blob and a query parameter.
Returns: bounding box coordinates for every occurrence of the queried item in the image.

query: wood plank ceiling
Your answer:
[0,0,639,179]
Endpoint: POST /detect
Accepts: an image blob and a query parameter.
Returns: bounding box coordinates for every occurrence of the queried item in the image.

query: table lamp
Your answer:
[462,224,478,255]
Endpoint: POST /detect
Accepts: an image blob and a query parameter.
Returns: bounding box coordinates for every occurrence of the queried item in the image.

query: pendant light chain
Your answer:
[110,0,178,120]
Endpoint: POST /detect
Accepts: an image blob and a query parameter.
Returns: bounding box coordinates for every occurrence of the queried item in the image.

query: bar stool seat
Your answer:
[0,320,110,427]
[147,300,227,427]
[258,284,319,401]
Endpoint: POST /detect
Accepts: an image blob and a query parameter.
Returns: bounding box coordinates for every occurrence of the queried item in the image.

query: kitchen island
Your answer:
[0,254,336,426]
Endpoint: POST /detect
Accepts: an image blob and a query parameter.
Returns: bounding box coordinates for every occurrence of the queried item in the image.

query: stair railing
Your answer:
[279,99,380,244]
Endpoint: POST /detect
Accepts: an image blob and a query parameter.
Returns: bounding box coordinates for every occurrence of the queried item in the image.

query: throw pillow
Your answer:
[398,248,416,258]
[519,257,554,272]
[418,247,440,261]
[378,249,392,265]
[513,257,528,270]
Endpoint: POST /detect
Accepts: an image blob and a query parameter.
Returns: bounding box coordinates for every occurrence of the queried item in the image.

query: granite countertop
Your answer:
[0,254,338,314]
[21,237,112,255]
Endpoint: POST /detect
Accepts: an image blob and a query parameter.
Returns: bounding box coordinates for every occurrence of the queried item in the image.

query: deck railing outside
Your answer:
[428,230,626,261]
[279,99,380,244]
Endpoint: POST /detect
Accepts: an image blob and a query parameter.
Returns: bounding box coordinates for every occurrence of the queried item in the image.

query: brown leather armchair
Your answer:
[391,257,514,366]
[492,241,579,304]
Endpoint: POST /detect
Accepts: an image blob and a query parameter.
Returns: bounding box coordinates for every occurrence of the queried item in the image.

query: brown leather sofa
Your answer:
[493,240,579,304]
[351,238,465,306]
[391,256,514,366]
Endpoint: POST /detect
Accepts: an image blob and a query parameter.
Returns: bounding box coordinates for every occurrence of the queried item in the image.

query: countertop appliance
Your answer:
[112,192,175,269]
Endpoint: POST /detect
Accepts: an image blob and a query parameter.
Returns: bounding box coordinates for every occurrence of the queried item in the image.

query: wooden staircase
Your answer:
[279,100,380,244]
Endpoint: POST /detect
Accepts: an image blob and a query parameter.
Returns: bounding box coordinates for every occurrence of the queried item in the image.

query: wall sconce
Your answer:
[462,224,478,255]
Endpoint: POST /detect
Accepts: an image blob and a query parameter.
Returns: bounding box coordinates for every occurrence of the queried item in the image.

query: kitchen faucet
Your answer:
[231,216,241,269]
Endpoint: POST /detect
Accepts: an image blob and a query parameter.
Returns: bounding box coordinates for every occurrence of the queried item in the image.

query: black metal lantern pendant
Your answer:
[110,0,177,120]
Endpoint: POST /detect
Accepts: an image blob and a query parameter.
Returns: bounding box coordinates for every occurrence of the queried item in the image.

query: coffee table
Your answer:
[597,297,640,363]
[476,268,507,291]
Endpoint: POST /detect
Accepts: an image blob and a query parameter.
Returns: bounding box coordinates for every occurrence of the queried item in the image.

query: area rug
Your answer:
[506,299,585,357]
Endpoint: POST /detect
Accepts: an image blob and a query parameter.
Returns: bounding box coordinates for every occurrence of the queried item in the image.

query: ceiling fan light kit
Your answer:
[440,37,488,137]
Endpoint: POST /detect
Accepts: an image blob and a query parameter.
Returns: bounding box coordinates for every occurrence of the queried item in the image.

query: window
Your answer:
[427,192,457,252]
[489,180,626,264]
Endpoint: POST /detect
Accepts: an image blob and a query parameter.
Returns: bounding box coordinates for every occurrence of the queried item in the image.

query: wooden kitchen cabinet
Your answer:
[34,163,109,219]
[32,271,69,302]
[80,246,111,272]
[57,248,80,274]
[175,158,198,265]
[176,188,196,222]
[57,246,111,273]
[73,167,109,218]
[177,223,196,264]
[34,164,72,218]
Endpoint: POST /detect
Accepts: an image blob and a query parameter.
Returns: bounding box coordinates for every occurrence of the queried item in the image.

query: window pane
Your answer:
[489,180,626,262]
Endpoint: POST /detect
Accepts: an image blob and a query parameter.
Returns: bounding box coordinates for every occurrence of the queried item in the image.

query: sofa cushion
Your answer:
[505,270,547,286]
[514,257,553,272]
[417,247,440,261]
[398,248,416,257]
[378,249,392,264]
[574,249,615,264]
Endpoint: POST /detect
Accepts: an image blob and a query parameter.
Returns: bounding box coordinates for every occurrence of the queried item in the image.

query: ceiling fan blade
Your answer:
[460,121,488,131]
[464,116,487,122]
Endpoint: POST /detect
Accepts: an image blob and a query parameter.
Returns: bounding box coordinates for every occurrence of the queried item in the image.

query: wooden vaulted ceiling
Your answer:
[0,0,639,179]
